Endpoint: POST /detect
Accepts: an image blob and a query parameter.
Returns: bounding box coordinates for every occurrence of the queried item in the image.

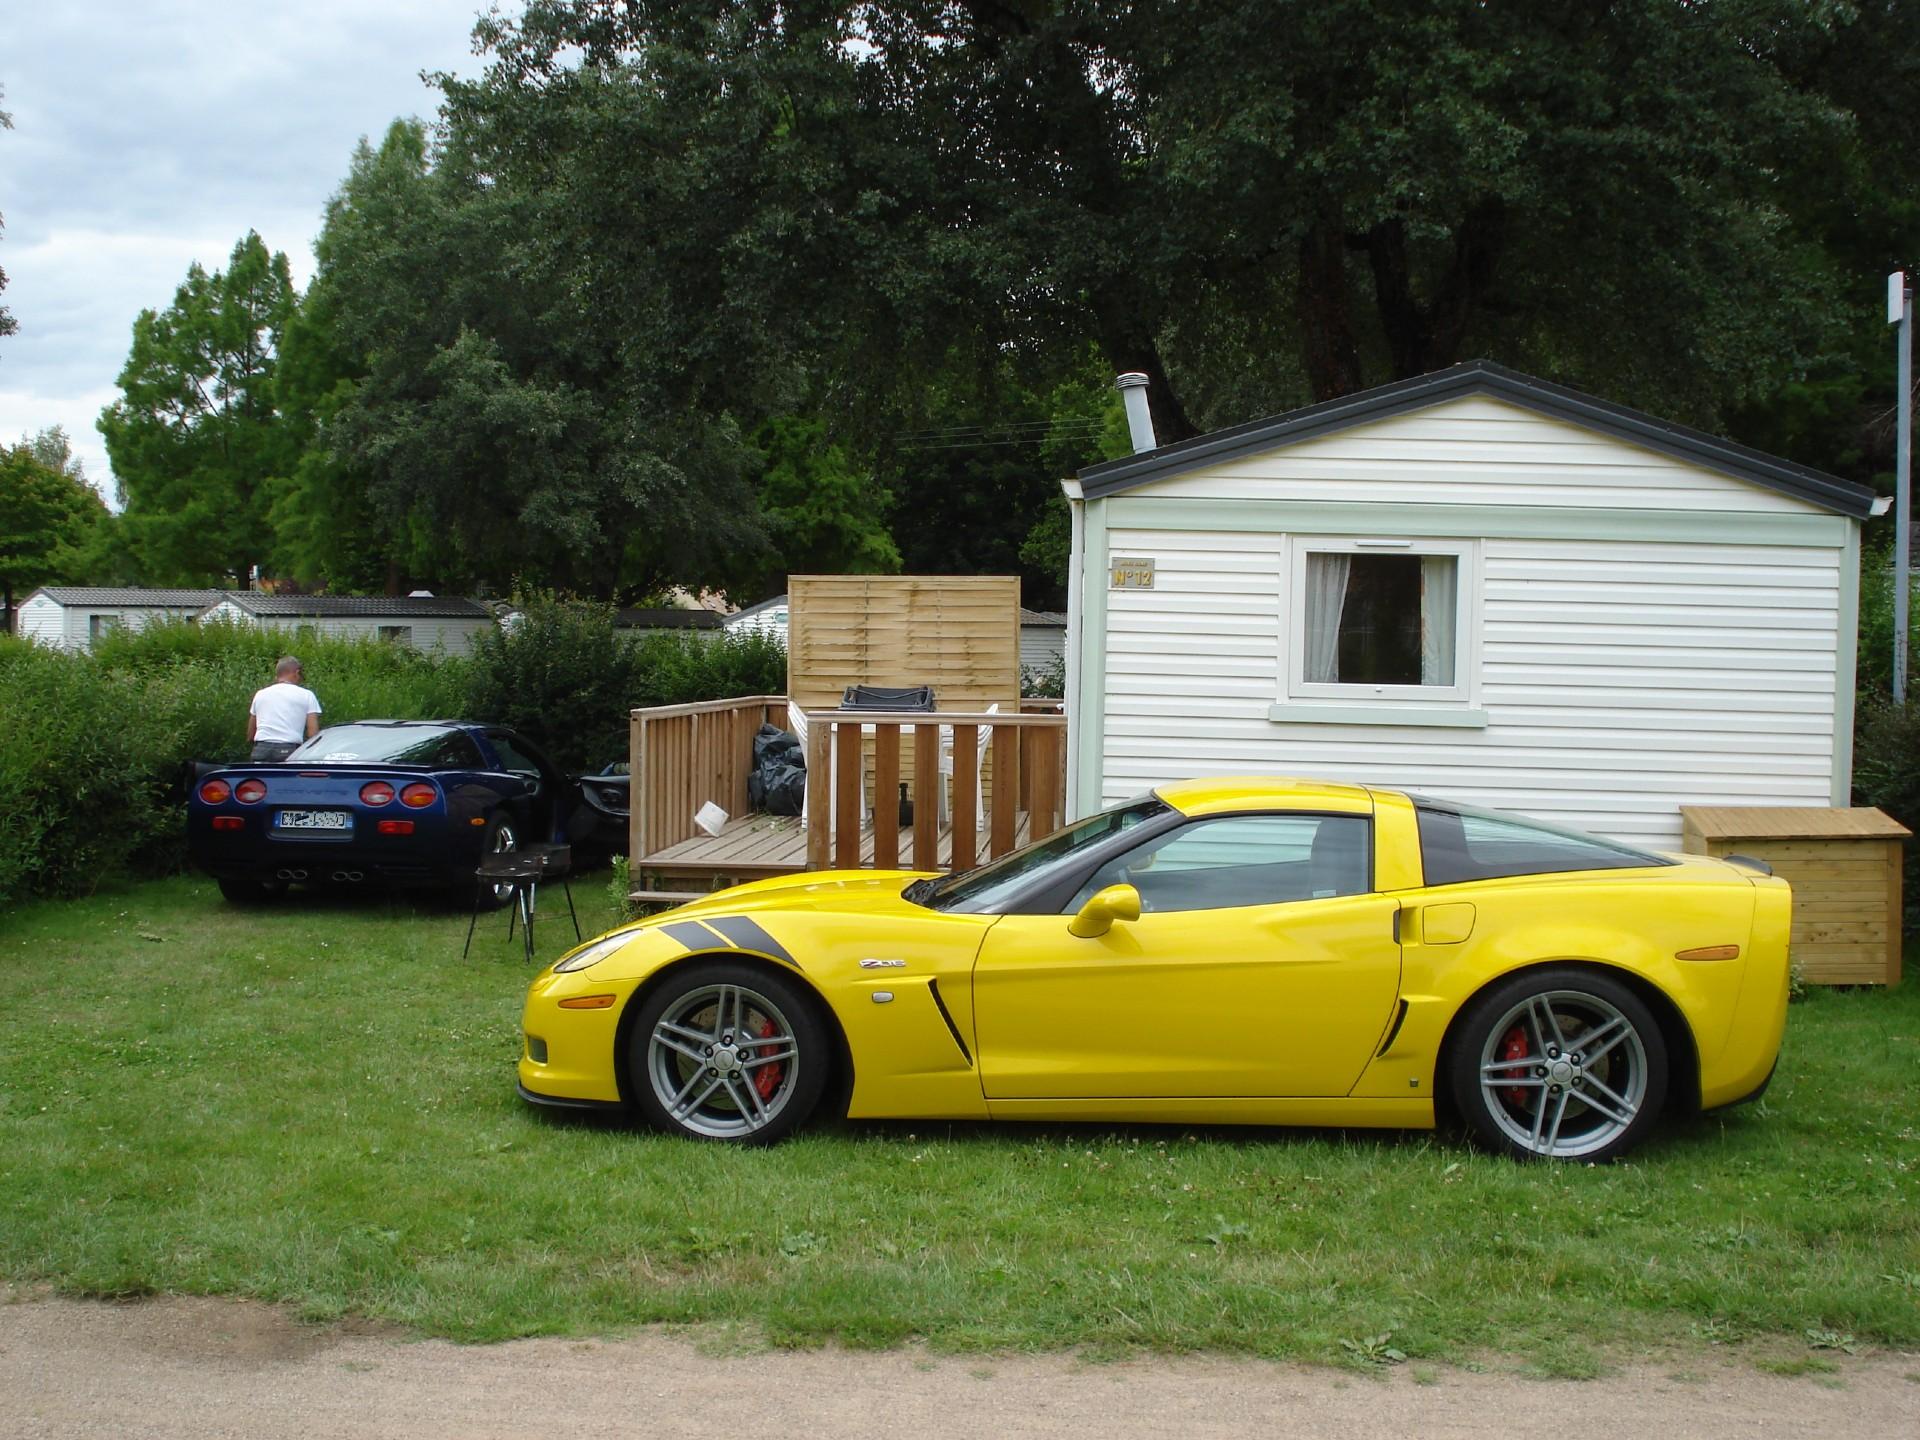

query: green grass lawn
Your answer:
[2,874,1916,1372]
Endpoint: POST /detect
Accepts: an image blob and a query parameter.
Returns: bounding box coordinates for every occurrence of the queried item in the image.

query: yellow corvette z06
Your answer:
[519,779,1790,1161]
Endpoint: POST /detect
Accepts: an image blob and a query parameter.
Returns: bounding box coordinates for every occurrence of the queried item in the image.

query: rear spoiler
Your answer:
[1723,853,1774,877]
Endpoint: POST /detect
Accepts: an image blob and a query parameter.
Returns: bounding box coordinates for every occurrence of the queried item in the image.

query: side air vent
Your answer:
[926,980,973,1065]
[1376,999,1410,1056]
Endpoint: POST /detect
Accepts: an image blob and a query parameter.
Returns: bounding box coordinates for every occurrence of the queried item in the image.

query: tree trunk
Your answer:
[1366,200,1507,379]
[1298,222,1365,402]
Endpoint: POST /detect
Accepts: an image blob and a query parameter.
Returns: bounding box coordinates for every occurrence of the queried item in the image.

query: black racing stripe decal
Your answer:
[702,915,798,968]
[661,920,727,951]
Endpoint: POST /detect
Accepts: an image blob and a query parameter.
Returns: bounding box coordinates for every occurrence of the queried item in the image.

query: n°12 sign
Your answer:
[1110,557,1155,589]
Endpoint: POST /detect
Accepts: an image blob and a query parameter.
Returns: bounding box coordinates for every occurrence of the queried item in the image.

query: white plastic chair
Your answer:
[938,703,998,828]
[789,701,866,830]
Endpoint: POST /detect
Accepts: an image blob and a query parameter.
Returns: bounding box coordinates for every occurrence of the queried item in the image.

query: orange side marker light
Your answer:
[1675,945,1740,961]
[557,995,618,1010]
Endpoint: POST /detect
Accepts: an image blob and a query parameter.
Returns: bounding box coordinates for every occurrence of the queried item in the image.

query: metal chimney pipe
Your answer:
[1115,372,1157,453]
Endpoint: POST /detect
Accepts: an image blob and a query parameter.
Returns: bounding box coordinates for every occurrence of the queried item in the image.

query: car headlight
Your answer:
[553,930,639,973]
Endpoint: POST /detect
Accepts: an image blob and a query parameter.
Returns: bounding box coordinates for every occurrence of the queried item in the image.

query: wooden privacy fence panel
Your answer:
[630,696,789,860]
[787,575,1021,713]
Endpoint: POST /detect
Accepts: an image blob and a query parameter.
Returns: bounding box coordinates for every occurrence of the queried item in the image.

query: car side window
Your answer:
[1065,813,1372,914]
[488,732,543,780]
[420,730,484,769]
[1414,804,1667,885]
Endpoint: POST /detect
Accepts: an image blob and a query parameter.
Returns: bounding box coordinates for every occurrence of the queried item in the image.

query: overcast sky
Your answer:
[1,1,492,501]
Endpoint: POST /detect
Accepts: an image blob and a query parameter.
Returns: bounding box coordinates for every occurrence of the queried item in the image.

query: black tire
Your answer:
[1447,966,1668,1163]
[216,874,282,906]
[626,961,828,1145]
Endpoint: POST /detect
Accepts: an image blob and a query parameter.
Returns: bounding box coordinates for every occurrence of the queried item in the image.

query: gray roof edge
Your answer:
[30,586,223,606]
[1078,361,1876,519]
[211,592,493,617]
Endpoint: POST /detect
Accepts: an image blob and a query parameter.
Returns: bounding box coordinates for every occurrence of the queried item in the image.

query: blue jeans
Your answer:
[251,740,299,762]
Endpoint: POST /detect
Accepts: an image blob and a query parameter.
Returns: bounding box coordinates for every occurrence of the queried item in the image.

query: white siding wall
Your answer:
[17,595,69,647]
[1147,396,1815,511]
[210,607,495,657]
[1090,394,1852,848]
[1019,625,1066,672]
[20,601,204,650]
[725,610,790,645]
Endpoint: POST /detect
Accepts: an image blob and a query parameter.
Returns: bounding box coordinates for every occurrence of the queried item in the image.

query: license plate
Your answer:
[276,809,352,832]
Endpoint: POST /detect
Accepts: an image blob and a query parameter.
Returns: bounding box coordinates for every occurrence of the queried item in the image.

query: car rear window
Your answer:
[291,725,483,768]
[1413,801,1670,886]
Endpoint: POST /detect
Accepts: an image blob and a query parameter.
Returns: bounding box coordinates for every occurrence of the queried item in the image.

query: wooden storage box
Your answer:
[1680,807,1910,985]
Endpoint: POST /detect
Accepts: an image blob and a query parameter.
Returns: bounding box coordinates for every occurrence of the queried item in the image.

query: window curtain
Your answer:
[1304,553,1351,682]
[1420,555,1457,686]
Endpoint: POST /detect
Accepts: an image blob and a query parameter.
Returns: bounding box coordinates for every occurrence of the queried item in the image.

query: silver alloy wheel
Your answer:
[1476,989,1649,1159]
[645,982,803,1139]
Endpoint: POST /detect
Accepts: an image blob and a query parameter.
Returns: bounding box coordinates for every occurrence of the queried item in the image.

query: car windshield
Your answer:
[906,798,1172,914]
[289,724,479,768]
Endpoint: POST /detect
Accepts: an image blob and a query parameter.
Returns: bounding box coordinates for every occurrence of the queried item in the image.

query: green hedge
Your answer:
[466,596,787,772]
[0,608,786,905]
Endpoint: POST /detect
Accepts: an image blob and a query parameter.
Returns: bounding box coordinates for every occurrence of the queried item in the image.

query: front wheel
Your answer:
[1447,967,1668,1162]
[627,962,827,1144]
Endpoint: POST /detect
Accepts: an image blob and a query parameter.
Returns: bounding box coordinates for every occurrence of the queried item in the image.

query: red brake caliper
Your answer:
[1499,1025,1531,1109]
[753,1018,783,1101]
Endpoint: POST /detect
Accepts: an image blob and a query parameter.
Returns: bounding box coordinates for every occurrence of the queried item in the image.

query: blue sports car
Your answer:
[188,720,580,904]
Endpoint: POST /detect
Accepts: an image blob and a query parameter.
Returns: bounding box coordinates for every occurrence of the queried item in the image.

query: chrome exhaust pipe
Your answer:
[330,869,365,883]
[276,867,309,881]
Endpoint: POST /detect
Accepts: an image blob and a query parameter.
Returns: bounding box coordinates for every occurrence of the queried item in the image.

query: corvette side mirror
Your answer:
[1069,883,1141,939]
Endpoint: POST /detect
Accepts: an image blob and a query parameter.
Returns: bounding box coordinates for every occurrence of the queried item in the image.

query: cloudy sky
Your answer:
[1,1,493,501]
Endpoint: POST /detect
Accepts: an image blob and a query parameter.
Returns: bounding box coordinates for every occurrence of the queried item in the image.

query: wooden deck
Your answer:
[635,810,1040,897]
[629,694,1066,903]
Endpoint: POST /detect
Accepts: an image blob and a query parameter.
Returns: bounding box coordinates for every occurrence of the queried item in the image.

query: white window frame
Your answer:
[1274,536,1483,723]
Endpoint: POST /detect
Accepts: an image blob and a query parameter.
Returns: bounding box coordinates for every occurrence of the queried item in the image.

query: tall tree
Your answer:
[717,417,901,602]
[1,430,108,629]
[98,233,298,583]
[293,119,766,597]
[451,0,1856,443]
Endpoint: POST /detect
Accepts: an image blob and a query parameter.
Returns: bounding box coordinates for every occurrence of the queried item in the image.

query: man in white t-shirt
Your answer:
[247,656,323,762]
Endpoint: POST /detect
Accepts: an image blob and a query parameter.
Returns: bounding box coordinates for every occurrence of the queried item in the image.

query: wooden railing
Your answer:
[629,695,790,860]
[801,708,1070,872]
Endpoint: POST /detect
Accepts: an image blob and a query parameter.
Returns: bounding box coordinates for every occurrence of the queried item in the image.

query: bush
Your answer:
[0,607,785,902]
[0,639,170,902]
[0,622,471,904]
[465,596,786,772]
[465,598,640,773]
[1851,694,1920,936]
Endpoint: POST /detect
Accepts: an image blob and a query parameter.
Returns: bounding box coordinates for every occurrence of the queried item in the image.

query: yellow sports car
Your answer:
[519,779,1790,1161]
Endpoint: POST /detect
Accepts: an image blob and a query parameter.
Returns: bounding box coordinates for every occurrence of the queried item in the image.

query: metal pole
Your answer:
[1896,274,1912,704]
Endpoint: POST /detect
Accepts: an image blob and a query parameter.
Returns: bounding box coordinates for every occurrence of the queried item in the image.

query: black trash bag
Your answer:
[748,724,807,816]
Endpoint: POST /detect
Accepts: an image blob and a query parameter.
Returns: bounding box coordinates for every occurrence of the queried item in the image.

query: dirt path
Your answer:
[2,1292,1914,1439]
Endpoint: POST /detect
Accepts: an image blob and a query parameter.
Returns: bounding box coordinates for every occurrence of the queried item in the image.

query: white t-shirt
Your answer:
[250,682,323,744]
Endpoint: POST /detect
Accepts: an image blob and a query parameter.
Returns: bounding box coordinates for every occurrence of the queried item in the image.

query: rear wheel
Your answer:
[627,961,826,1144]
[1448,967,1668,1162]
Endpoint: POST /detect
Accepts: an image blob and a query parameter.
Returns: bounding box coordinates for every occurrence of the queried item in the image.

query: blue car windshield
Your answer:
[289,725,482,768]
[908,798,1172,913]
